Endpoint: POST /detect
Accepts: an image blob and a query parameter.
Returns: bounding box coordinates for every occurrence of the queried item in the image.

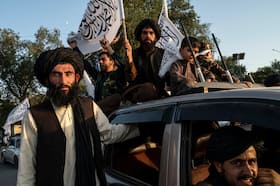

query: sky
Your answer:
[191,0,280,72]
[1,0,280,72]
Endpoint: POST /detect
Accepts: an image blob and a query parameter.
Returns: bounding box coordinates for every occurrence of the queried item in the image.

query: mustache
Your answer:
[238,175,256,182]
[144,39,152,42]
[58,84,71,89]
[47,83,79,106]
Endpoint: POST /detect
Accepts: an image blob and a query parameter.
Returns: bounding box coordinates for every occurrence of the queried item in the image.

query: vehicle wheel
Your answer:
[1,152,6,163]
[14,156,18,168]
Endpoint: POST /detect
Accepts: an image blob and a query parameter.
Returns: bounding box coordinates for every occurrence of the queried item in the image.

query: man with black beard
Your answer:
[123,18,169,103]
[196,126,280,186]
[17,48,139,186]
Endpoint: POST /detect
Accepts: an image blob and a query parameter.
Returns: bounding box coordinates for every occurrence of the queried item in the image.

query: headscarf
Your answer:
[34,47,84,87]
[206,126,257,162]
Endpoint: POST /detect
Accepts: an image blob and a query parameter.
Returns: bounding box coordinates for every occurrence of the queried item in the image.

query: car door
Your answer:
[105,105,174,186]
[175,93,280,186]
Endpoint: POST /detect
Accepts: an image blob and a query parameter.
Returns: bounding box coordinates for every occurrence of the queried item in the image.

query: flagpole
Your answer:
[162,0,168,17]
[122,20,127,41]
[119,0,127,40]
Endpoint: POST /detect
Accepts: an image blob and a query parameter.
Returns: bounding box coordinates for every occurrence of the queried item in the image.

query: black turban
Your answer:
[206,126,257,162]
[34,47,84,87]
[134,18,161,42]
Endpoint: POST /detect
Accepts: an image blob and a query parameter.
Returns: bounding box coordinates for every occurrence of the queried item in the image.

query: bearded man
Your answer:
[123,18,169,103]
[196,126,280,186]
[17,48,138,186]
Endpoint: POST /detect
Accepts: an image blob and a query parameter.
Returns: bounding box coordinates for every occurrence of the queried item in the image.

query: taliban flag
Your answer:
[3,98,30,132]
[156,0,184,77]
[77,0,124,55]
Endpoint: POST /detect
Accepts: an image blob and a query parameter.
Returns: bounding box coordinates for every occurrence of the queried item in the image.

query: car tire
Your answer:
[1,152,6,164]
[14,156,18,168]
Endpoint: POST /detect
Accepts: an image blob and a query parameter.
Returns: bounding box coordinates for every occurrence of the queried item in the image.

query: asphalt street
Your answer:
[0,153,18,186]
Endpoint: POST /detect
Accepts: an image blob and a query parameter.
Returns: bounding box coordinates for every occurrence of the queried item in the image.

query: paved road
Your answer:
[0,156,18,186]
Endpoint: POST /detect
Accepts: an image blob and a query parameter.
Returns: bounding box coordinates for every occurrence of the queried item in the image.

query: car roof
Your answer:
[115,87,280,112]
[111,87,280,130]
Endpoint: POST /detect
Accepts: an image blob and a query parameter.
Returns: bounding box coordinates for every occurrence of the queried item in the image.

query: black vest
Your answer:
[30,97,95,186]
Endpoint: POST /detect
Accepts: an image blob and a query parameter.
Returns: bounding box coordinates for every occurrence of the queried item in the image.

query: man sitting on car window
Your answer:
[196,126,280,186]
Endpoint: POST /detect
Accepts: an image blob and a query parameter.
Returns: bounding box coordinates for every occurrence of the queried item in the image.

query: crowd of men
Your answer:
[16,18,280,186]
[68,18,254,116]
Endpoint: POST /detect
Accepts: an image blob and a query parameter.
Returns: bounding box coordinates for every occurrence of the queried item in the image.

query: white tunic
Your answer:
[17,101,139,186]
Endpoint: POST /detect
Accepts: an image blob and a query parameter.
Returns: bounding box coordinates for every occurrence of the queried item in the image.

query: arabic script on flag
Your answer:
[156,11,184,77]
[77,0,123,55]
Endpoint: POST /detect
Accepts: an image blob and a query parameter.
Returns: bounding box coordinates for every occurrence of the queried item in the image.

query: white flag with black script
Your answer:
[4,98,30,128]
[77,0,123,55]
[156,5,184,77]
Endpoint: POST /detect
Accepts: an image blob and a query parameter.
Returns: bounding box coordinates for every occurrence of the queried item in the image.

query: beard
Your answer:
[47,83,79,106]
[140,40,156,51]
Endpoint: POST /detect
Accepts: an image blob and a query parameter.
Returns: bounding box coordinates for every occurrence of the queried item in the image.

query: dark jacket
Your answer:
[169,59,198,96]
[30,100,66,186]
[94,67,126,101]
[197,56,239,83]
[132,46,166,96]
[196,166,230,186]
[29,97,104,186]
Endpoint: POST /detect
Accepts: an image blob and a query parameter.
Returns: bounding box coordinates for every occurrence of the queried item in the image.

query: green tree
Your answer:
[251,60,280,83]
[122,0,210,48]
[0,27,63,127]
[109,0,210,60]
[169,0,211,41]
[215,56,247,80]
[0,27,62,101]
[124,0,162,48]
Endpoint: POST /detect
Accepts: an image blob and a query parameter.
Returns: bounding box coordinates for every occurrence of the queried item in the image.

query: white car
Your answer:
[105,85,280,186]
[1,135,20,167]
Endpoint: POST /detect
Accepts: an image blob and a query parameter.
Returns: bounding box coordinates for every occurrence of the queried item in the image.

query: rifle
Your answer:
[180,23,205,82]
[211,33,234,83]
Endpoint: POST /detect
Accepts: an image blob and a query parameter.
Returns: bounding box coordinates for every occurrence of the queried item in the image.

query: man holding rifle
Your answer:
[170,36,252,96]
[197,41,240,83]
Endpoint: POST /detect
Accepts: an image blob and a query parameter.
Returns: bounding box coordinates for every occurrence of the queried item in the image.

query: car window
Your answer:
[187,121,218,185]
[252,125,280,173]
[105,121,165,186]
[182,120,280,185]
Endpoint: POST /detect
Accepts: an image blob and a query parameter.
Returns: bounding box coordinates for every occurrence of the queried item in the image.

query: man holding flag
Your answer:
[122,18,169,103]
[122,0,185,102]
[17,47,139,186]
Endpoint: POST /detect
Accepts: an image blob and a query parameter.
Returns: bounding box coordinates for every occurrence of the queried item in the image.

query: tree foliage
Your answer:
[2,0,277,128]
[122,0,210,48]
[0,27,63,127]
[0,27,62,102]
[215,56,247,80]
[123,0,162,48]
[251,60,280,83]
[169,0,211,41]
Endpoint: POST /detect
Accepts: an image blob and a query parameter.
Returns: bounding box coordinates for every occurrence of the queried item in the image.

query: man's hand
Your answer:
[99,36,114,54]
[256,168,280,186]
[68,40,77,49]
[124,40,133,63]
